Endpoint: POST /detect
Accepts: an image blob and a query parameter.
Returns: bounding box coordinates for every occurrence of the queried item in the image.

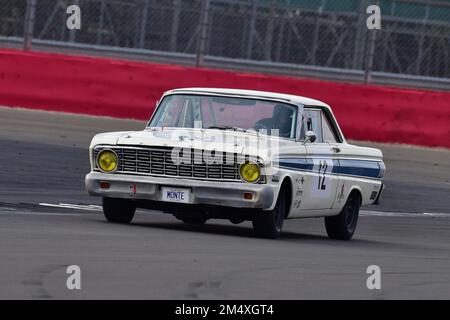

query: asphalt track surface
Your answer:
[1,106,450,299]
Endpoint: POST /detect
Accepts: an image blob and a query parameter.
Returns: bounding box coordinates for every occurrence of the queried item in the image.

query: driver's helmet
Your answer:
[272,104,294,138]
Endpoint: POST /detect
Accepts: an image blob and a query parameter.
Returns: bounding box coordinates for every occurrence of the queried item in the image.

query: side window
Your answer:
[302,109,323,143]
[321,111,339,143]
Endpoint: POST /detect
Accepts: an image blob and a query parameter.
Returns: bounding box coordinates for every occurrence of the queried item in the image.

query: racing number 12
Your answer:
[318,160,327,191]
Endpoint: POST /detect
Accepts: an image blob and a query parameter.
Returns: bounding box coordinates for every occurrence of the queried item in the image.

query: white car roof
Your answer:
[165,88,330,108]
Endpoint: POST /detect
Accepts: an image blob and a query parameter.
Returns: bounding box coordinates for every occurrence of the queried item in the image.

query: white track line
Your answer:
[2,202,449,218]
[39,203,102,212]
[0,210,84,216]
[360,210,449,218]
[36,203,450,218]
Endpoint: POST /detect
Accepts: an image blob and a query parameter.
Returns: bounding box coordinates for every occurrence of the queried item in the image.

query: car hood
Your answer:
[91,128,292,162]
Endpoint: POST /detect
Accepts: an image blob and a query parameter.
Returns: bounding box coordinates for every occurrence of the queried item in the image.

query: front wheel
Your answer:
[102,197,136,224]
[252,191,286,239]
[325,192,360,240]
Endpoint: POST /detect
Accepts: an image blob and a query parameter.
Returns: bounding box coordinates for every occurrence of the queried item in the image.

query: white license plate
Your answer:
[161,187,190,203]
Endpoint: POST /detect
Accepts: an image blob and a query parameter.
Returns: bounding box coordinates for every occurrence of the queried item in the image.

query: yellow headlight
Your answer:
[97,150,118,173]
[240,162,261,183]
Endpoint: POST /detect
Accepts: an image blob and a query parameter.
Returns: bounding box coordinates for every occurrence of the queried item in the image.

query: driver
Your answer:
[253,104,294,138]
[272,104,294,138]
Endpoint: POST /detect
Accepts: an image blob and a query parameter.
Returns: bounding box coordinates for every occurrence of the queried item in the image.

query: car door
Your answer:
[299,108,339,211]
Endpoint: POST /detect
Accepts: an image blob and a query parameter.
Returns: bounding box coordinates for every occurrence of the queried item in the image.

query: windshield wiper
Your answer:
[208,125,247,132]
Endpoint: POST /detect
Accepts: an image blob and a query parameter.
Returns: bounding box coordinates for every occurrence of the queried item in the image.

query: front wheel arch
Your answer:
[252,179,291,239]
[279,177,293,218]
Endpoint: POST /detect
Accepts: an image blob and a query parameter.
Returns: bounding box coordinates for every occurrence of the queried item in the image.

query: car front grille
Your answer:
[93,146,246,181]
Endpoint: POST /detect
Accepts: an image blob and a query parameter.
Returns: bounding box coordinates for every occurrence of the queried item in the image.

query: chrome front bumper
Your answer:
[85,172,276,209]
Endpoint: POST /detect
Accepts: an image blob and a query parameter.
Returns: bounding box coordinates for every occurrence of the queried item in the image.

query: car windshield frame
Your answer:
[147,93,301,140]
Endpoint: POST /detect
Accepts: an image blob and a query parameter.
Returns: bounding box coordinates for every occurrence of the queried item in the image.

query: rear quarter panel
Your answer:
[331,143,385,214]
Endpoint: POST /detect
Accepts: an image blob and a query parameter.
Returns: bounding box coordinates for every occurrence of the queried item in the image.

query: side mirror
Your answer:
[304,131,317,143]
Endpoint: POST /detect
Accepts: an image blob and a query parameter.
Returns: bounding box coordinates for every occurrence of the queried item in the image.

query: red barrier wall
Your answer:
[0,48,449,148]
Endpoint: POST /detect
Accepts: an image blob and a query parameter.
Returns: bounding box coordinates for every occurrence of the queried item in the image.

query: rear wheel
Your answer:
[102,197,136,224]
[252,191,286,239]
[325,192,360,240]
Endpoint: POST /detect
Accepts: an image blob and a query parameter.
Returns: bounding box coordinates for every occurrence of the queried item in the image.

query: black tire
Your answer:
[325,192,361,240]
[102,197,136,224]
[252,190,287,239]
[176,215,208,225]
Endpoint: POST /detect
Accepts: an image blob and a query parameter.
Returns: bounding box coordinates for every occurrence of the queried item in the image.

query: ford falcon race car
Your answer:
[86,88,385,239]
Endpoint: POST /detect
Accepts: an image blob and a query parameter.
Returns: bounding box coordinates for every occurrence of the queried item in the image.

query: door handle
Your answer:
[331,147,341,153]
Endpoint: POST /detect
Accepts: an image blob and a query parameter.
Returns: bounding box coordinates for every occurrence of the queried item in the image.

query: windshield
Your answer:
[148,94,298,139]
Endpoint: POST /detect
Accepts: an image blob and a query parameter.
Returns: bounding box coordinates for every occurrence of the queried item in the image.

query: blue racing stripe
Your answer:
[277,158,313,171]
[278,158,382,179]
[334,160,381,178]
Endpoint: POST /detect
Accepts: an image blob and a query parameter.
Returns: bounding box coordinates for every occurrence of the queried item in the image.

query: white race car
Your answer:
[86,88,385,239]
